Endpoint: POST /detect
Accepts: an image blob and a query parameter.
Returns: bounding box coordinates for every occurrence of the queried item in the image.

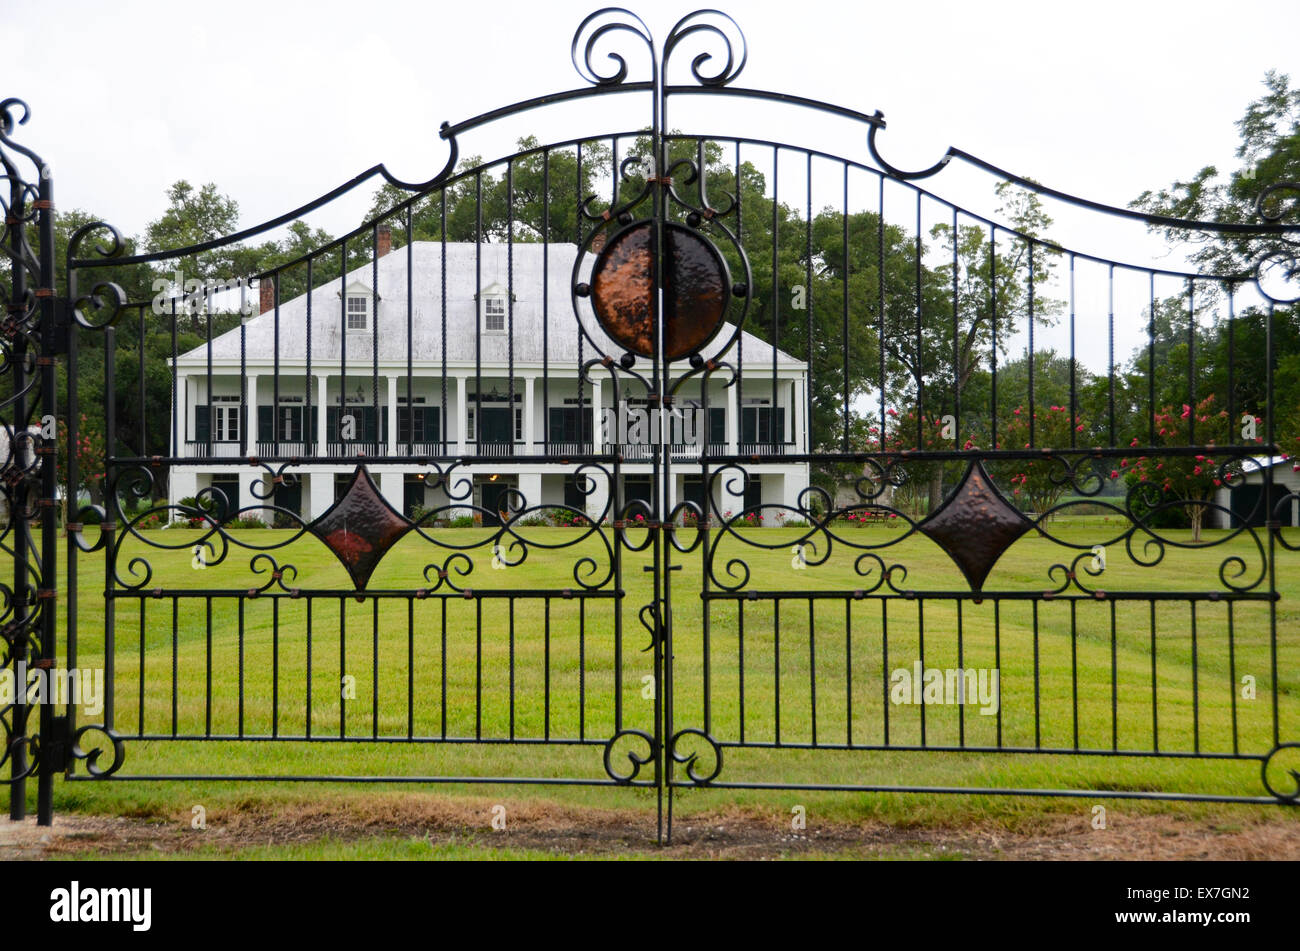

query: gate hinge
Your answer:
[42,715,72,773]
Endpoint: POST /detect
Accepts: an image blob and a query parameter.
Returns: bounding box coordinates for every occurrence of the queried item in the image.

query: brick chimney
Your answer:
[377,225,392,258]
[259,277,275,314]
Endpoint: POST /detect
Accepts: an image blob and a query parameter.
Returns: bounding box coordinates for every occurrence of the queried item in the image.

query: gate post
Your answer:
[34,164,60,826]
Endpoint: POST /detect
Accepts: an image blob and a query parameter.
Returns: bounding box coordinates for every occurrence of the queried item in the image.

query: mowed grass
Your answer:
[23,516,1300,829]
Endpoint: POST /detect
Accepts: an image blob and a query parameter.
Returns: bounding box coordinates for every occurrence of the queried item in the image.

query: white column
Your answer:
[378,471,404,513]
[726,380,738,454]
[592,380,603,452]
[239,470,262,523]
[524,375,535,452]
[790,376,803,452]
[170,469,198,512]
[172,369,185,456]
[518,472,542,510]
[309,471,334,522]
[316,373,328,453]
[456,375,467,455]
[246,374,259,451]
[587,472,609,524]
[386,374,398,455]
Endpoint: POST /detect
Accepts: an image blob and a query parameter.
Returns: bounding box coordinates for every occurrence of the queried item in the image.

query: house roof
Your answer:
[175,241,805,371]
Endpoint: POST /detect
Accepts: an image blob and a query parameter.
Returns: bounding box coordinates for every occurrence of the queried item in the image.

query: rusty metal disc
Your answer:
[589,220,730,360]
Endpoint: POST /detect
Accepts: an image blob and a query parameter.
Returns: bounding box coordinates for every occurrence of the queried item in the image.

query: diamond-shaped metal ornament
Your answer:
[308,466,411,589]
[918,460,1032,592]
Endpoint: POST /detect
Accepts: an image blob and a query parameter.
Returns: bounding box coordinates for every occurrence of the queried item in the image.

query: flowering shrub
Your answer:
[1000,404,1088,516]
[176,495,218,529]
[57,414,106,506]
[839,510,901,527]
[552,510,590,528]
[1124,394,1258,541]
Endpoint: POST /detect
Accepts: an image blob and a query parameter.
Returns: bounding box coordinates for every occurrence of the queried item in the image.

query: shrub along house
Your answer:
[168,232,810,526]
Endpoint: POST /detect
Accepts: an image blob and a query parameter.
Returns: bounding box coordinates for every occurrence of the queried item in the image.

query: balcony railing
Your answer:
[179,439,798,461]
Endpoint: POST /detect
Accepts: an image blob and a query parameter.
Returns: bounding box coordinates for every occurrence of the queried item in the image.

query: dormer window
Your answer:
[347,296,368,331]
[342,280,375,333]
[479,282,509,335]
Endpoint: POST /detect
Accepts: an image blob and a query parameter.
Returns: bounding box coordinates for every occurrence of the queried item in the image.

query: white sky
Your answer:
[8,0,1299,372]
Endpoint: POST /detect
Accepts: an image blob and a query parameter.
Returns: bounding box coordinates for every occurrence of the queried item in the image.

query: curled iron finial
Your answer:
[1254,181,1300,223]
[571,7,654,86]
[663,9,747,87]
[0,97,31,135]
[866,114,955,181]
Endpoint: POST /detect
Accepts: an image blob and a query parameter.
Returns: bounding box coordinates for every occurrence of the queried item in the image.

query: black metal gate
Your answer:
[4,9,1299,841]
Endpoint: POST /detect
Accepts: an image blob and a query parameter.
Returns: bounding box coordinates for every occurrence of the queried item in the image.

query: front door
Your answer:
[479,407,512,449]
[479,478,515,527]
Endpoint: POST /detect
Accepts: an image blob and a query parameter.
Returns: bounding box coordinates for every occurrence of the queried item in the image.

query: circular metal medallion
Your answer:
[589,220,731,360]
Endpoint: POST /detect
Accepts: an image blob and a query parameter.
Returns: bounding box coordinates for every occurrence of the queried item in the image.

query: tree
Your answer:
[1123,394,1257,541]
[1131,70,1300,278]
[364,136,614,246]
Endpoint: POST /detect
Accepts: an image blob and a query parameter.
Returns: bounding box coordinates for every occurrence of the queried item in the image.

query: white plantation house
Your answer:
[168,235,810,525]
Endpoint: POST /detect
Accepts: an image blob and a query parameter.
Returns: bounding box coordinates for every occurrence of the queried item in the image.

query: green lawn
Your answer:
[19,515,1300,834]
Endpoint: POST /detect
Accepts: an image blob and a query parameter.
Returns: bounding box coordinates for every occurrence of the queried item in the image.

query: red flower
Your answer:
[1181,404,1191,419]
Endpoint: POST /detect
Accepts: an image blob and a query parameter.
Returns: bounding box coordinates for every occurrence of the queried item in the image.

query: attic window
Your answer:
[483,295,506,333]
[346,295,369,332]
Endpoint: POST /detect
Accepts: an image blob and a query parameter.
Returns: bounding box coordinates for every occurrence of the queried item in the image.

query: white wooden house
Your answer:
[168,239,810,525]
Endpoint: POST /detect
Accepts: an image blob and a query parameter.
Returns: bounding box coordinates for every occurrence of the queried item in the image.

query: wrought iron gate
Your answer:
[4,9,1299,841]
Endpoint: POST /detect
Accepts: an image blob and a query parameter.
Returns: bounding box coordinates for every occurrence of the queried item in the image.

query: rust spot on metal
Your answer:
[308,467,411,590]
[918,461,1031,594]
[588,221,730,360]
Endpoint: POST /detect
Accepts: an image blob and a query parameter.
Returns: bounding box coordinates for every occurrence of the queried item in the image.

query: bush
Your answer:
[449,514,475,528]
[229,516,267,530]
[552,510,589,528]
[517,514,550,527]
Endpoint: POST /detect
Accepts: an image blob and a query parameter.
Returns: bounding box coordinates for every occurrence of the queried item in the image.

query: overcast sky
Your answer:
[8,0,1298,370]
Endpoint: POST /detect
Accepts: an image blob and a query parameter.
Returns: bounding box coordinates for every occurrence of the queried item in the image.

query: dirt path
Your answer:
[3,797,1298,860]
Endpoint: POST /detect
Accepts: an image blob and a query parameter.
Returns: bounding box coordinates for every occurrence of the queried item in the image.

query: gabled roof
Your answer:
[175,241,804,370]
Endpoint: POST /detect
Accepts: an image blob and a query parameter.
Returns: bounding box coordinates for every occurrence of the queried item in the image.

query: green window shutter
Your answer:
[257,406,273,442]
[426,407,441,443]
[773,407,786,444]
[195,404,210,443]
[709,407,725,444]
[326,407,340,441]
[741,409,756,445]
